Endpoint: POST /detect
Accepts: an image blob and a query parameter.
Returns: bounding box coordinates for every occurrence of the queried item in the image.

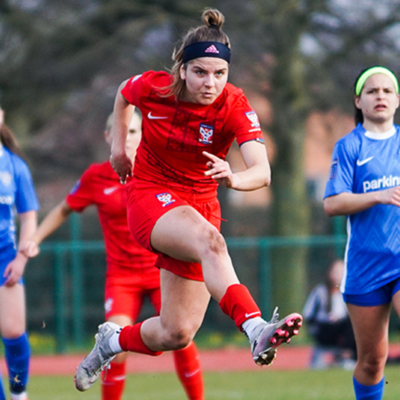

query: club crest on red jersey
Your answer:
[156,192,176,207]
[245,111,260,128]
[104,298,113,314]
[199,124,214,144]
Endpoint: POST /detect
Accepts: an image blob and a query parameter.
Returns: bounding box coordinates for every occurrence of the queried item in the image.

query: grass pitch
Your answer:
[25,366,400,399]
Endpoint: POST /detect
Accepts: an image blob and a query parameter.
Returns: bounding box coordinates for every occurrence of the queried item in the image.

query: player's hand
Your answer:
[19,240,40,258]
[0,108,4,128]
[4,254,27,286]
[378,186,400,207]
[203,151,238,188]
[110,152,133,184]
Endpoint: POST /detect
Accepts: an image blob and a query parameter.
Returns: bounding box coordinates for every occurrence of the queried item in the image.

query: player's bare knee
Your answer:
[162,327,194,350]
[2,328,25,339]
[202,225,227,257]
[361,357,385,378]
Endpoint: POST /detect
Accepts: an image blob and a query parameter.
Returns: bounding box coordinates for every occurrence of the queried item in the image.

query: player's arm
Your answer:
[18,210,37,248]
[20,200,73,257]
[110,80,135,184]
[324,187,400,216]
[203,140,271,191]
[4,210,37,286]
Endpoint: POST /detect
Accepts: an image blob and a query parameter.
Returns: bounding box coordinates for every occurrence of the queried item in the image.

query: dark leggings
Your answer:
[313,318,356,358]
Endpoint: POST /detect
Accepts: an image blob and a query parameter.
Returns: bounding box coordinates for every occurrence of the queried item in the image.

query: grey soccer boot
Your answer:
[74,322,121,391]
[251,307,302,366]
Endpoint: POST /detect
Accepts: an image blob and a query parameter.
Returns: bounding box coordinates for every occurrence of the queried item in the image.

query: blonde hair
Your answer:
[105,108,142,133]
[160,8,230,99]
[105,113,114,133]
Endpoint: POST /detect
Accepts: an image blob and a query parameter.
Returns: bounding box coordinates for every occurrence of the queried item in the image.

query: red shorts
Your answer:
[127,179,221,281]
[104,263,161,320]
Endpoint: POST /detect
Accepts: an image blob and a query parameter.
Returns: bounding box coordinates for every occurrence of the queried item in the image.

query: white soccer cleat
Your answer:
[74,322,121,391]
[251,307,302,366]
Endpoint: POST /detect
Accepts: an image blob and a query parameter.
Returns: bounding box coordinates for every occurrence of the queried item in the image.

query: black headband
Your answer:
[182,41,231,64]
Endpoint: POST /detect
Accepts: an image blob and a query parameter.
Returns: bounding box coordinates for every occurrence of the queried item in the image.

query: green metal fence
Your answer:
[225,235,346,316]
[24,213,347,353]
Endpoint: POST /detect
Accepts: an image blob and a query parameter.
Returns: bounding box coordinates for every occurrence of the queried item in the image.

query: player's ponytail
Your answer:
[0,123,26,160]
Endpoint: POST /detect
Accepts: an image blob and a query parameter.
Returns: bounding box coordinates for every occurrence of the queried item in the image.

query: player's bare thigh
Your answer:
[391,289,400,318]
[151,205,220,264]
[0,284,26,338]
[151,204,239,301]
[347,303,390,354]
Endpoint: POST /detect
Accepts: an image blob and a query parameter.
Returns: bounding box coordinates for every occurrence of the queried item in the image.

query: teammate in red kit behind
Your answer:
[20,111,205,400]
[74,8,303,392]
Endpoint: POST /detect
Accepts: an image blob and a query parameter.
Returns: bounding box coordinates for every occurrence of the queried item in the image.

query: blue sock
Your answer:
[353,376,385,400]
[3,333,30,395]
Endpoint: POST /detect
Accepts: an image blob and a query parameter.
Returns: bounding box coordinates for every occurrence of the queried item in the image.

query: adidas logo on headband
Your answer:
[205,45,219,54]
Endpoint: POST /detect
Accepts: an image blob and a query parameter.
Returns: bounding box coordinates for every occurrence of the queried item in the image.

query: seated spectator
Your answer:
[303,259,356,369]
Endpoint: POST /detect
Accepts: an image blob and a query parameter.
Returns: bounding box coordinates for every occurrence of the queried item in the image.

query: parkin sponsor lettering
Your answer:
[363,175,400,193]
[0,196,13,205]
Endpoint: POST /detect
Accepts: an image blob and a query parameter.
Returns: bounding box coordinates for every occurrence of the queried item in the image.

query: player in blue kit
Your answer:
[324,66,400,400]
[0,107,39,400]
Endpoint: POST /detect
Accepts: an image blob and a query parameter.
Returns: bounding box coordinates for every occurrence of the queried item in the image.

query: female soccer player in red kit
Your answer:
[21,111,204,400]
[74,8,303,391]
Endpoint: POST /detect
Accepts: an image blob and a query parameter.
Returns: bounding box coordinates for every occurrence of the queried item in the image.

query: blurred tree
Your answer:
[223,0,400,313]
[2,0,400,315]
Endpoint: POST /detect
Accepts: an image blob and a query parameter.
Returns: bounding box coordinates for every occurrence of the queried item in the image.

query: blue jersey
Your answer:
[324,123,400,295]
[0,146,39,251]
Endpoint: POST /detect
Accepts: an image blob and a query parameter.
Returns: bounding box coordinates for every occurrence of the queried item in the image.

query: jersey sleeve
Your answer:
[14,159,39,213]
[121,74,144,106]
[324,137,358,199]
[66,167,96,212]
[224,94,264,146]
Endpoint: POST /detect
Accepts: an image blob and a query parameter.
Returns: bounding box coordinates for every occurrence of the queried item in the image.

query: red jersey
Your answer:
[121,71,264,197]
[66,161,157,269]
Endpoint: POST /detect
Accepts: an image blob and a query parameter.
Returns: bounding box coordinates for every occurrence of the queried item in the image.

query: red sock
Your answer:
[173,342,204,400]
[119,322,163,356]
[101,361,126,400]
[219,284,261,330]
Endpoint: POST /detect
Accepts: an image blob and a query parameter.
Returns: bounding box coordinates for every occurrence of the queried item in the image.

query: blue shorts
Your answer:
[0,245,24,287]
[343,277,400,306]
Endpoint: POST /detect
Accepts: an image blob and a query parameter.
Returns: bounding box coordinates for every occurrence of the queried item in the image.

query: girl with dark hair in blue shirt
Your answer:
[0,107,39,400]
[324,66,400,400]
